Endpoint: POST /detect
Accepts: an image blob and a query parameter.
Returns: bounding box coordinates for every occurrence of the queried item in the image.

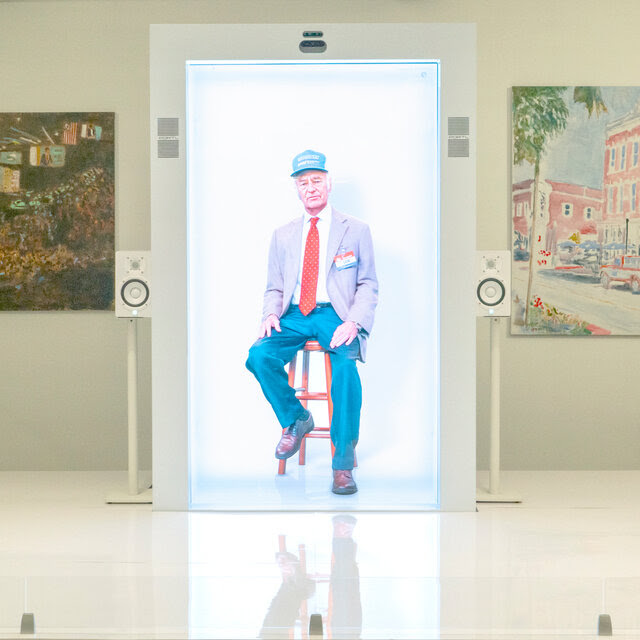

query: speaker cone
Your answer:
[477,277,506,307]
[121,279,150,307]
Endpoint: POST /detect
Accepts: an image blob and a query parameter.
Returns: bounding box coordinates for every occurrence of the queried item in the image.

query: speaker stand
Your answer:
[476,317,521,504]
[106,319,152,504]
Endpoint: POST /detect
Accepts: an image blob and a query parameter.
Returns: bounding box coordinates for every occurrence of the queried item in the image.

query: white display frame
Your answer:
[150,23,476,511]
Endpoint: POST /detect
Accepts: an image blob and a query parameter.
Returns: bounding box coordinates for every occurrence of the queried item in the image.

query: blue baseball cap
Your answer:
[291,149,328,176]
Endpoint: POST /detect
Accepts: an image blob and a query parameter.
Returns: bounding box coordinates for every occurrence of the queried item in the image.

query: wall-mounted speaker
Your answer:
[115,251,151,318]
[476,250,511,317]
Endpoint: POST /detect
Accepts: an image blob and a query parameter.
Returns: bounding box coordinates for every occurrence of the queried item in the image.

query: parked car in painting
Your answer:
[599,255,640,293]
[556,241,577,265]
[554,240,601,279]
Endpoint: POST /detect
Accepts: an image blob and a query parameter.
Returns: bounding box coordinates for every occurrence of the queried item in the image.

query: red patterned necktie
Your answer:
[299,217,320,315]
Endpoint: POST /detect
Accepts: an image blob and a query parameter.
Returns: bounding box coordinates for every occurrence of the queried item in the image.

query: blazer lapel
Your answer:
[326,208,348,277]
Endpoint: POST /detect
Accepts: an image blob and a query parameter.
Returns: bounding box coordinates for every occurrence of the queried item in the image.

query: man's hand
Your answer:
[330,321,358,349]
[258,314,281,338]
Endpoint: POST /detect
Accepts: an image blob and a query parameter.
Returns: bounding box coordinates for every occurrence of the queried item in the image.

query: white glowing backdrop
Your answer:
[187,61,439,508]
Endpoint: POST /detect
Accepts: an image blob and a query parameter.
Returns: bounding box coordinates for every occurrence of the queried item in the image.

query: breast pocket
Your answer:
[333,250,358,271]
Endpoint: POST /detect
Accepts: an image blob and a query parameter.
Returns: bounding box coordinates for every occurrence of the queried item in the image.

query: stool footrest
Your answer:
[295,392,329,401]
[305,430,330,439]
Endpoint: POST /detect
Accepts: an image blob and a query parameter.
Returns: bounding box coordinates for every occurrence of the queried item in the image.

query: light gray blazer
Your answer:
[262,208,378,361]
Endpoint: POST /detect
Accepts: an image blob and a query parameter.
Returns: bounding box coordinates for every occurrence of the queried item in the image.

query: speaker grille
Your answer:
[447,116,470,158]
[157,118,179,137]
[448,117,469,136]
[157,118,179,158]
[158,139,179,159]
[448,138,469,158]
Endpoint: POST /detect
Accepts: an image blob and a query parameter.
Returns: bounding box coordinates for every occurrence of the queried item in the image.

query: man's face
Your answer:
[294,170,331,213]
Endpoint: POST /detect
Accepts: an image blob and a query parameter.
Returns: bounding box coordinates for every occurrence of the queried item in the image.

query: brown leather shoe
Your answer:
[275,411,314,459]
[332,470,357,495]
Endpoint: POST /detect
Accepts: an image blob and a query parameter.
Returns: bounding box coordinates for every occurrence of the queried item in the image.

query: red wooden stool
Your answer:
[278,340,333,475]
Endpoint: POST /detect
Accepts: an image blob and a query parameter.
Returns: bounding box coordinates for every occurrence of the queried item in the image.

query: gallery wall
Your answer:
[1,0,639,470]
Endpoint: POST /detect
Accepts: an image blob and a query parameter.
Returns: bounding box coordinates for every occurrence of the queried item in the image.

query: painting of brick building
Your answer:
[512,87,640,335]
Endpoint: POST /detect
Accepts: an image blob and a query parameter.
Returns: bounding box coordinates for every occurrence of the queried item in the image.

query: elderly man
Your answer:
[246,150,378,495]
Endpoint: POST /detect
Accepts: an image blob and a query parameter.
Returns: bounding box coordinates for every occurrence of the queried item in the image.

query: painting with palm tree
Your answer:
[512,86,640,335]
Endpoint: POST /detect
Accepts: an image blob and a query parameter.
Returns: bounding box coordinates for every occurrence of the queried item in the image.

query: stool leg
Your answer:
[288,355,297,386]
[301,350,310,399]
[299,351,310,466]
[299,435,307,466]
[324,352,336,459]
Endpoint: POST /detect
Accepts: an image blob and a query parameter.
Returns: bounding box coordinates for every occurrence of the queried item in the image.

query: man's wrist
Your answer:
[347,320,368,336]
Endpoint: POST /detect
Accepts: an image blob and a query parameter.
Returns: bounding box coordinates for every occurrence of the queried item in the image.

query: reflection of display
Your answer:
[246,150,378,496]
[259,546,315,638]
[259,515,361,639]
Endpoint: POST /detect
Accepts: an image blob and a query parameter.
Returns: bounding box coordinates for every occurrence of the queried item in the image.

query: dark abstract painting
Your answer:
[0,112,114,310]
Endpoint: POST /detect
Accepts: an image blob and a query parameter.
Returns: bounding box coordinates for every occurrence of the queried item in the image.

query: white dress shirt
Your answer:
[292,204,332,305]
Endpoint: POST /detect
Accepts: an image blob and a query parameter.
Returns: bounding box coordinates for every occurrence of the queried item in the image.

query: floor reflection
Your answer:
[189,511,438,638]
[329,516,362,639]
[259,516,362,639]
[259,542,316,638]
[6,471,640,638]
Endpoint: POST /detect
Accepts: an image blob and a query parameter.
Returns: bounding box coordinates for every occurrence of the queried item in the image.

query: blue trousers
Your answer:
[246,305,362,470]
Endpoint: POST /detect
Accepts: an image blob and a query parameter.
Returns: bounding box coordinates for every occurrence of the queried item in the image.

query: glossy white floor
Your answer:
[2,471,640,639]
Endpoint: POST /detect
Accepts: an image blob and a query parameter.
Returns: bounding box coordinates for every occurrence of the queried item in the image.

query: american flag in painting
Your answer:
[62,122,78,145]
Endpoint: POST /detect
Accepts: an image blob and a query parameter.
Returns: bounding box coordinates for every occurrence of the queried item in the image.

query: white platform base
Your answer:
[476,487,521,503]
[105,488,152,504]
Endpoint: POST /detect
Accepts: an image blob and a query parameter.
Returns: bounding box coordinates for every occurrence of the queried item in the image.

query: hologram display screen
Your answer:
[187,61,439,509]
